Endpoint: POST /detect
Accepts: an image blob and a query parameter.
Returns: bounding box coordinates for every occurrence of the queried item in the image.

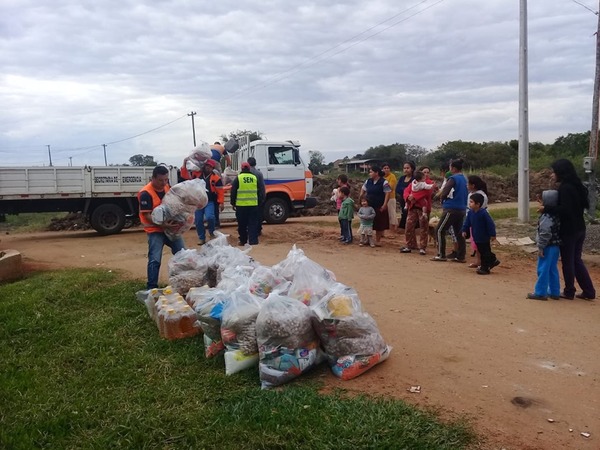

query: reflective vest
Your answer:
[138,182,169,233]
[236,173,258,206]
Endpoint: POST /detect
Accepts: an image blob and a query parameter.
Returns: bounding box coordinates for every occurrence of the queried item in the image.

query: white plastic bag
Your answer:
[186,141,212,172]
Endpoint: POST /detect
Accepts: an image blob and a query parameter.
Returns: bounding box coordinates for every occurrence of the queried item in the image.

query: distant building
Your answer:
[339,158,381,173]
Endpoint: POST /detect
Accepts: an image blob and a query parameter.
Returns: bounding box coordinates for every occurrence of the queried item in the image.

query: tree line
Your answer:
[122,129,591,176]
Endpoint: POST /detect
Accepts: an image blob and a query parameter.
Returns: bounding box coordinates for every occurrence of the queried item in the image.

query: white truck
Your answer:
[226,135,317,223]
[0,165,179,235]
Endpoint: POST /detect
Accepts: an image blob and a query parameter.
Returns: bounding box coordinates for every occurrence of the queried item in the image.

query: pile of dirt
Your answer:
[47,213,91,231]
[303,170,556,217]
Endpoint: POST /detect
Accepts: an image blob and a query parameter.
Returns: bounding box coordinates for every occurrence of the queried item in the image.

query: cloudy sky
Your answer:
[0,0,597,167]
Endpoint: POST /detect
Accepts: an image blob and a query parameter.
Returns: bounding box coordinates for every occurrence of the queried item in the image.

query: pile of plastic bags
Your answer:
[138,237,391,388]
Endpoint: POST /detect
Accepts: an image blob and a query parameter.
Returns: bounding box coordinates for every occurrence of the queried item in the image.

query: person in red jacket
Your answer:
[181,158,224,245]
[138,165,185,289]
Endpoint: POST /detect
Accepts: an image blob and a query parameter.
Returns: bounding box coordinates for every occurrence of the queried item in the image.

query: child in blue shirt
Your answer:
[462,193,499,275]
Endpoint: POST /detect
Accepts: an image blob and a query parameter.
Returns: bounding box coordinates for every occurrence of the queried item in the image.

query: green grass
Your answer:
[0,269,476,450]
[488,207,538,221]
[0,212,64,233]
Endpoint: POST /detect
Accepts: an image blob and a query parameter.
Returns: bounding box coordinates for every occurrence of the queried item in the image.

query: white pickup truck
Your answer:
[0,165,179,235]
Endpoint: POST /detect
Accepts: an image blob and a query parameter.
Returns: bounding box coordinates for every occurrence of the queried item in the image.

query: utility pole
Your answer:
[587,1,600,220]
[69,157,73,167]
[518,0,530,223]
[103,144,108,166]
[188,111,197,147]
[47,144,53,167]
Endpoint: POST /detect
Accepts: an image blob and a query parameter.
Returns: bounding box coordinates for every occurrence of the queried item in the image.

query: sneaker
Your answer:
[560,293,574,300]
[197,239,205,245]
[209,233,216,239]
[447,251,458,259]
[419,249,426,255]
[370,243,375,248]
[359,243,364,247]
[549,295,560,300]
[491,259,501,269]
[451,258,467,263]
[431,256,447,261]
[400,247,412,253]
[476,268,490,275]
[575,293,595,301]
[527,293,548,301]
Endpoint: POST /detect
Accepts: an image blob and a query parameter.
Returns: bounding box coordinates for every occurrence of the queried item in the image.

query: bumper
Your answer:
[293,196,318,210]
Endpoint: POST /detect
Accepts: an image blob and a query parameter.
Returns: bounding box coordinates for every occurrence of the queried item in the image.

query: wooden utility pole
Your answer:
[518,0,530,223]
[188,111,197,147]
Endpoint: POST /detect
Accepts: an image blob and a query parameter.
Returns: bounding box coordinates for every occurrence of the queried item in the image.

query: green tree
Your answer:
[550,132,589,158]
[220,130,264,143]
[128,154,158,166]
[308,150,326,175]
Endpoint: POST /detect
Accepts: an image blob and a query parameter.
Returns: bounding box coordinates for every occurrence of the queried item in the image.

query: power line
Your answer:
[223,0,447,101]
[571,0,598,15]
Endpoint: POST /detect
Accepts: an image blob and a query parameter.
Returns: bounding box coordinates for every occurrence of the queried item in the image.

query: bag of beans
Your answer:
[256,292,323,389]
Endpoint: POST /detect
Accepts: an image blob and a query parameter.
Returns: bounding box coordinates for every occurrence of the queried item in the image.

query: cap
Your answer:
[204,159,216,168]
[241,162,251,170]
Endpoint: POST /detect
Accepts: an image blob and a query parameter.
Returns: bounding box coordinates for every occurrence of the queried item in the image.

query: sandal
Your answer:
[400,247,412,253]
[468,263,479,268]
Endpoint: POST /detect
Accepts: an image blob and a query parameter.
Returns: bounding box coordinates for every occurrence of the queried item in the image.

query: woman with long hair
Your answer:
[540,159,595,300]
[395,161,416,232]
[360,165,392,246]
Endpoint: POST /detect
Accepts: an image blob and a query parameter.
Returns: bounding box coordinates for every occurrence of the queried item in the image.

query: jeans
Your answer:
[236,206,260,245]
[534,245,560,297]
[147,232,185,289]
[340,218,353,243]
[195,201,216,240]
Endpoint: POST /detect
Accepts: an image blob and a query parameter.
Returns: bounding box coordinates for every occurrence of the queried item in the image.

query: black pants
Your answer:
[435,209,466,259]
[236,206,260,245]
[476,241,496,270]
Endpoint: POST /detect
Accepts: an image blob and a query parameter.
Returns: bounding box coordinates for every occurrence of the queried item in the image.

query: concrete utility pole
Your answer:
[518,0,530,223]
[103,144,108,166]
[188,111,197,147]
[587,1,600,220]
[47,144,53,167]
[69,157,73,167]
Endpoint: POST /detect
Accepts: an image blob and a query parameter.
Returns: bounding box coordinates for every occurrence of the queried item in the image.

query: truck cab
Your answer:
[229,136,317,223]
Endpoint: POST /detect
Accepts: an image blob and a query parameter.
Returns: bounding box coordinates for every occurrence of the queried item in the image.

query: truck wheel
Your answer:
[90,204,126,235]
[264,198,289,224]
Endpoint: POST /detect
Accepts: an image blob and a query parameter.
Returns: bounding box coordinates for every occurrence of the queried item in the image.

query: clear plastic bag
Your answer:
[195,288,229,358]
[186,141,212,172]
[248,266,286,299]
[221,167,238,186]
[221,288,262,375]
[256,292,323,388]
[311,283,390,380]
[287,255,336,306]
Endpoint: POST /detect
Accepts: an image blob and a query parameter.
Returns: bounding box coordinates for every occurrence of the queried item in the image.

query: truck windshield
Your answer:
[268,146,298,165]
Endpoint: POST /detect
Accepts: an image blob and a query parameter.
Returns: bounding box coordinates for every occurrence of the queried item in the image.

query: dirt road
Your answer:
[2,217,599,450]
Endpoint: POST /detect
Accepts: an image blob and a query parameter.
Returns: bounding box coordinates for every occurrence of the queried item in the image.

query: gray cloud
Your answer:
[0,0,597,166]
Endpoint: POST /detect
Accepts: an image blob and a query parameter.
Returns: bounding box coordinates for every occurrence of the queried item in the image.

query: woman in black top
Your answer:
[540,159,595,300]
